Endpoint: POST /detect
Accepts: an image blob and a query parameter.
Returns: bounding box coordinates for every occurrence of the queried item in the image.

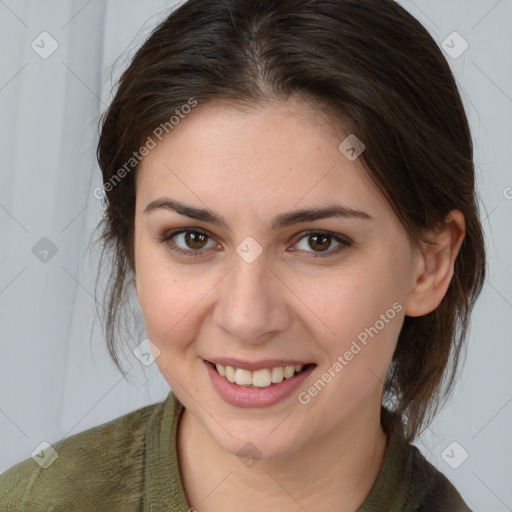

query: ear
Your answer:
[404,209,466,317]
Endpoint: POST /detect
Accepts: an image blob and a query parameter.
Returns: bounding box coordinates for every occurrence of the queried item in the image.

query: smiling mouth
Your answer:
[206,361,315,388]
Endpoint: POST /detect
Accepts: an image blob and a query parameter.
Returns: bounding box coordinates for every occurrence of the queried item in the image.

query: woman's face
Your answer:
[134,97,423,459]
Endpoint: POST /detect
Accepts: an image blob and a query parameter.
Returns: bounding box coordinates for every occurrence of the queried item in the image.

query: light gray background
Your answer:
[0,1,511,510]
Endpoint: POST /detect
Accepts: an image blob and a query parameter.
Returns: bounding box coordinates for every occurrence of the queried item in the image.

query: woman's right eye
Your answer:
[155,228,218,257]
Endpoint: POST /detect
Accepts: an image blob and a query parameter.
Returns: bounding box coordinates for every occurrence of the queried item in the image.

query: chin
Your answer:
[206,417,303,462]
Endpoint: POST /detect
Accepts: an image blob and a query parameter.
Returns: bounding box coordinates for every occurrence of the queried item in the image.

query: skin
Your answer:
[133,96,465,511]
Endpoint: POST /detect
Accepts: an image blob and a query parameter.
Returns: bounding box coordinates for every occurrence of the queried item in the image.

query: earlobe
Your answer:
[404,210,466,317]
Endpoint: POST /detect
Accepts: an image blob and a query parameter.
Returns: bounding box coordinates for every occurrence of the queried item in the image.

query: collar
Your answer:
[144,391,189,511]
[143,391,423,511]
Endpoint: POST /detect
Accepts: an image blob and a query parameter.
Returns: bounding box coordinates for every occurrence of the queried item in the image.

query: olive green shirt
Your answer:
[0,391,472,511]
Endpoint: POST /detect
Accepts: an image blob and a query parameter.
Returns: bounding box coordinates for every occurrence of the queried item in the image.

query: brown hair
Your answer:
[94,0,486,442]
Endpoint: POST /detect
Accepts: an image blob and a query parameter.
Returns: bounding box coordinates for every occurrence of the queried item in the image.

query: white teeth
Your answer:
[213,363,307,388]
[225,365,236,383]
[234,368,252,386]
[284,365,295,379]
[252,369,272,388]
[271,367,284,383]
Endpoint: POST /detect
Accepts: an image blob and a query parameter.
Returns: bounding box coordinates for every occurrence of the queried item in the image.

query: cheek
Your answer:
[135,247,216,354]
[137,276,191,347]
[294,255,406,379]
[135,245,186,343]
[303,278,404,416]
[291,260,402,337]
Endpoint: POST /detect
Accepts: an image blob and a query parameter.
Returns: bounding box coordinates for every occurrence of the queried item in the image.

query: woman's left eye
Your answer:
[293,231,351,257]
[155,229,351,258]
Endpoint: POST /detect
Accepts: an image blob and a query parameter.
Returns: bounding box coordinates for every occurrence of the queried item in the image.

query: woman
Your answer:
[0,0,485,510]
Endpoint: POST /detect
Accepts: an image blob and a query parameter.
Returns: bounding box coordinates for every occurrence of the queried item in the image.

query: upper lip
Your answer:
[205,357,315,372]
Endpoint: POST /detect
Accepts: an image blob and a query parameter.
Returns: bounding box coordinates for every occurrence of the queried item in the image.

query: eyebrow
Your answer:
[143,198,372,231]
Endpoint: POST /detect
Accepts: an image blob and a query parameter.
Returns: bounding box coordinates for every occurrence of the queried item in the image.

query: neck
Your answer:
[177,401,388,512]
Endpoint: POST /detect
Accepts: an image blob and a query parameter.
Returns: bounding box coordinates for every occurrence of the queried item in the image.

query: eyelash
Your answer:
[155,228,352,259]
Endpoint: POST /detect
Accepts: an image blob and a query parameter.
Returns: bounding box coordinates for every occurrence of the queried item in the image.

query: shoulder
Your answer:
[375,408,473,512]
[405,442,473,512]
[0,400,163,512]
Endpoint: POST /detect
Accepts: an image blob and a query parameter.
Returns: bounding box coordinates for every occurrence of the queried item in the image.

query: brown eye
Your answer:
[308,233,331,252]
[293,231,351,257]
[183,231,209,250]
[157,228,218,257]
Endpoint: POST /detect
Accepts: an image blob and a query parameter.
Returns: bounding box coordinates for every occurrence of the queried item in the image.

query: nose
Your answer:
[212,253,291,344]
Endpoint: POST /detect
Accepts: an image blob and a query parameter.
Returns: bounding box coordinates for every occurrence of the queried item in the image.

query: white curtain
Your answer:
[1,1,511,510]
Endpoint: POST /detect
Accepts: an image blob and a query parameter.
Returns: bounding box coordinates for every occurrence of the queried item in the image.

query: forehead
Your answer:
[134,98,390,223]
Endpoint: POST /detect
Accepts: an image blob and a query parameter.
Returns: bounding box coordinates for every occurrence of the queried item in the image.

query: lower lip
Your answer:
[205,361,316,408]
